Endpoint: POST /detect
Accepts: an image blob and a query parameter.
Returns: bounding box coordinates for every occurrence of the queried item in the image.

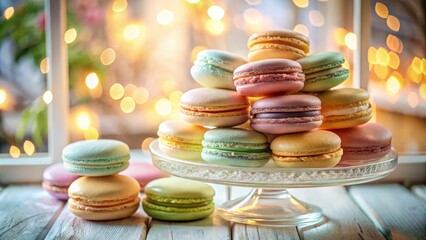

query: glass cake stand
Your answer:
[150,139,398,227]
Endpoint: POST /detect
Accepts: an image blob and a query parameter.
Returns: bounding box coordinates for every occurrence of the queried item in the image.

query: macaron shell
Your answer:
[180,112,249,127]
[43,163,80,186]
[191,64,235,90]
[196,49,248,71]
[62,139,130,163]
[202,149,269,167]
[157,119,207,144]
[180,88,249,109]
[144,177,215,199]
[318,88,370,106]
[42,182,69,200]
[248,47,306,62]
[248,30,309,52]
[158,141,203,161]
[301,67,349,92]
[297,51,345,73]
[251,120,322,134]
[142,199,214,221]
[203,128,268,144]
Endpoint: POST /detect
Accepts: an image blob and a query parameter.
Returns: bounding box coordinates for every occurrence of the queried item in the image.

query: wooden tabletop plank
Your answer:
[233,224,299,240]
[0,185,64,240]
[291,186,385,240]
[45,203,148,240]
[349,184,426,240]
[146,212,231,240]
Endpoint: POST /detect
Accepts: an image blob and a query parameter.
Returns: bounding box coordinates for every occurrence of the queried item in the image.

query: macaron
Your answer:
[68,175,140,221]
[247,30,309,61]
[142,177,215,221]
[157,119,207,161]
[180,88,250,127]
[317,88,372,129]
[233,59,305,97]
[120,161,169,191]
[42,163,80,200]
[62,139,130,176]
[201,128,270,167]
[297,51,349,92]
[250,94,323,134]
[330,123,392,164]
[271,130,343,168]
[191,49,247,90]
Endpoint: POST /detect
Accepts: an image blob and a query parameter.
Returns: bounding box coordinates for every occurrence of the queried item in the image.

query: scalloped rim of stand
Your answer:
[150,139,398,188]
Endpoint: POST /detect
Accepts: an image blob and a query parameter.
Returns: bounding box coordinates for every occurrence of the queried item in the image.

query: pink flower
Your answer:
[36,13,46,31]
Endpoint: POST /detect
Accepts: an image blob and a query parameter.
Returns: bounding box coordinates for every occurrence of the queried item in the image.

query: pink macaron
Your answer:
[250,95,323,134]
[42,163,80,200]
[120,161,169,191]
[330,123,392,165]
[233,59,305,97]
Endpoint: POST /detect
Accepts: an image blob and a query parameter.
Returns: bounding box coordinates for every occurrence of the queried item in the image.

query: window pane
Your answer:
[0,1,48,157]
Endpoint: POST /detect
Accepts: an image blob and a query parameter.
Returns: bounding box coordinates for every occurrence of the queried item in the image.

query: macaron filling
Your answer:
[343,142,391,155]
[69,197,140,212]
[273,148,343,162]
[63,154,130,165]
[203,148,270,161]
[202,140,268,152]
[42,182,68,193]
[255,111,321,118]
[234,72,304,86]
[143,199,214,213]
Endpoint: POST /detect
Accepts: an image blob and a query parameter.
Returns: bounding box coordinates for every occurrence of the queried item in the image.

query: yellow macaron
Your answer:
[247,30,310,61]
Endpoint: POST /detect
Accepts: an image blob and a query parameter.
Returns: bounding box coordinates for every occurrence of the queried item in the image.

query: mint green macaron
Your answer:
[191,49,247,90]
[62,139,130,176]
[202,128,270,167]
[297,51,349,92]
[142,177,215,221]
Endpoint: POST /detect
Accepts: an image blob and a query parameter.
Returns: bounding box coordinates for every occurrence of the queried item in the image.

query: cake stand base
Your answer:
[217,188,323,227]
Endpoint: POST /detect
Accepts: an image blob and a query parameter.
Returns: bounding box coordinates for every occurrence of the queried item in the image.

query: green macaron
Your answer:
[62,139,130,176]
[297,51,349,92]
[142,177,215,221]
[201,128,270,167]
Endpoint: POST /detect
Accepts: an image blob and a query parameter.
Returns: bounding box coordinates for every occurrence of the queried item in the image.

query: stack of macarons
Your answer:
[62,139,141,220]
[157,49,271,167]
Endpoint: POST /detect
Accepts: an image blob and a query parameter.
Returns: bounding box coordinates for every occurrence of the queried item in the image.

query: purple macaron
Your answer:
[42,163,80,200]
[331,122,392,165]
[120,161,169,191]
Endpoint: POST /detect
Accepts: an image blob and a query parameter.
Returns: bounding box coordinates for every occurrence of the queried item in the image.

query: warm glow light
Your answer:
[84,126,99,140]
[191,45,207,62]
[77,111,92,130]
[334,28,348,46]
[85,72,99,89]
[187,0,200,3]
[245,0,262,5]
[374,65,389,79]
[100,48,116,65]
[407,66,422,83]
[344,32,357,50]
[133,87,149,104]
[64,28,77,44]
[23,140,35,156]
[407,92,419,109]
[208,6,225,21]
[376,47,389,67]
[419,83,426,100]
[375,2,388,18]
[308,10,324,27]
[112,0,127,13]
[120,97,136,113]
[10,145,20,158]
[386,34,403,53]
[412,57,424,74]
[155,98,172,116]
[157,10,174,25]
[169,90,183,105]
[205,20,225,35]
[124,84,137,96]
[141,137,155,154]
[387,15,400,32]
[43,91,53,104]
[40,57,49,74]
[386,75,401,95]
[388,51,400,69]
[293,0,309,8]
[123,23,145,40]
[293,24,309,37]
[110,83,125,100]
[0,89,7,109]
[243,8,263,27]
[342,58,350,70]
[4,7,14,20]
[423,59,426,75]
[368,47,377,64]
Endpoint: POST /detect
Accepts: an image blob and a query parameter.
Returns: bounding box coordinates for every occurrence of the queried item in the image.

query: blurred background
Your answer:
[0,0,424,159]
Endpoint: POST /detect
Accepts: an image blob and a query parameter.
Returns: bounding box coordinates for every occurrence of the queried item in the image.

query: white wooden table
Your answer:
[0,182,425,240]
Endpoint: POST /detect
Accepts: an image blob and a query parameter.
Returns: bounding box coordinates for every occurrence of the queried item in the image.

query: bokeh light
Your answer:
[85,72,99,89]
[334,28,347,46]
[100,48,116,65]
[84,127,99,140]
[43,90,53,104]
[243,8,263,28]
[374,64,389,79]
[205,19,225,35]
[10,145,20,158]
[40,57,49,74]
[157,10,174,25]
[191,45,207,62]
[375,2,388,18]
[411,57,424,74]
[76,111,92,130]
[308,10,324,27]
[110,83,125,100]
[407,92,419,109]
[112,0,127,13]
[293,24,309,37]
[376,47,389,67]
[386,75,401,95]
[386,34,403,53]
[368,47,377,64]
[245,0,262,5]
[0,89,7,108]
[293,0,309,8]
[386,15,400,32]
[64,28,77,44]
[133,87,149,104]
[23,140,35,156]
[120,97,136,113]
[4,7,14,20]
[407,66,422,84]
[123,23,145,40]
[155,98,172,116]
[388,51,400,69]
[208,6,225,21]
[344,32,357,50]
[124,84,137,96]
[419,83,426,100]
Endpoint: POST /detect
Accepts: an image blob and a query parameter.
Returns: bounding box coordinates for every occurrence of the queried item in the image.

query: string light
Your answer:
[43,91,53,104]
[4,7,14,20]
[10,145,20,158]
[100,48,116,65]
[64,28,77,44]
[208,6,225,21]
[85,72,99,89]
[40,57,49,74]
[157,10,174,25]
[23,140,35,156]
